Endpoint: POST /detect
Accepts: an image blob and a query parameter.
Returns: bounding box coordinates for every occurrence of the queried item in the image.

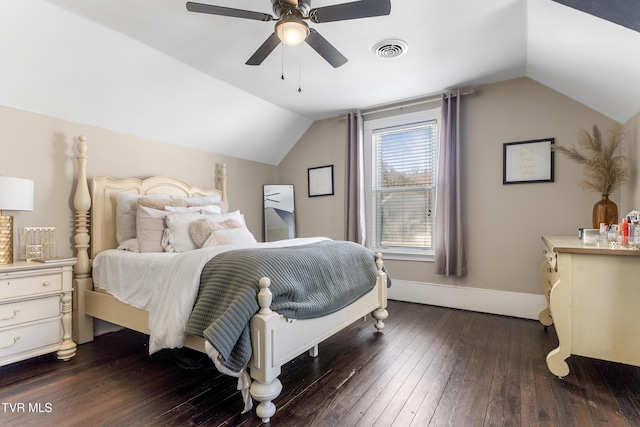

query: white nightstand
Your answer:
[0,259,76,366]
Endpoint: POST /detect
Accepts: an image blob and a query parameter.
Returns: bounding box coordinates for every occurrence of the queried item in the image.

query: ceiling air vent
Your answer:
[373,39,408,59]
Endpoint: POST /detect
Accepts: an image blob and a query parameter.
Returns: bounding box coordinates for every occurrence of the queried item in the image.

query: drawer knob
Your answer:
[42,281,51,287]
[0,336,20,349]
[0,309,20,321]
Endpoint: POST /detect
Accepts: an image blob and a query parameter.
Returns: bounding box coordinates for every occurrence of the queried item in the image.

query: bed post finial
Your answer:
[73,135,94,344]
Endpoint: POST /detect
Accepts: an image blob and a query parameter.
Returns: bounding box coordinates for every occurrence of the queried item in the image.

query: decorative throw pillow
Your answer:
[163,210,245,253]
[189,218,243,248]
[162,212,214,253]
[135,198,223,252]
[165,205,221,214]
[136,206,169,253]
[115,192,171,245]
[139,195,223,212]
[138,197,187,210]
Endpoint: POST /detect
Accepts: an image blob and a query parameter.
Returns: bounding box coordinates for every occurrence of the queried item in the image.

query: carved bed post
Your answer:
[218,164,228,212]
[372,252,389,331]
[249,277,283,423]
[73,135,94,344]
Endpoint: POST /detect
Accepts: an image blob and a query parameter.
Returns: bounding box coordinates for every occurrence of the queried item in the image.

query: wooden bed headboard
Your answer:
[73,135,228,263]
[90,175,227,257]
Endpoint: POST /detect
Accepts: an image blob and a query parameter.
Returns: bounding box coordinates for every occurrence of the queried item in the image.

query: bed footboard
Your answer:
[248,255,388,423]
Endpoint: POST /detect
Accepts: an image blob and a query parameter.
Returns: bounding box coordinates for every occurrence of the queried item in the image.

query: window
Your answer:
[364,109,439,260]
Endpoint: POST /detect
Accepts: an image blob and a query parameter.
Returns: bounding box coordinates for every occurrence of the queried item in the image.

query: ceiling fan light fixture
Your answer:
[276,17,309,46]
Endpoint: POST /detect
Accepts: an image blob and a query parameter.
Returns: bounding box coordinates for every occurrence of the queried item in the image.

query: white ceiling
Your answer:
[1,1,640,165]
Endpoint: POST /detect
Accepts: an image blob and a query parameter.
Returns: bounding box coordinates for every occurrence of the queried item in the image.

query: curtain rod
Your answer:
[359,88,477,117]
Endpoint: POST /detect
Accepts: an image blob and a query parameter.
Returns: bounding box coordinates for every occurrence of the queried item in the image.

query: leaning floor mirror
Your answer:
[263,185,296,242]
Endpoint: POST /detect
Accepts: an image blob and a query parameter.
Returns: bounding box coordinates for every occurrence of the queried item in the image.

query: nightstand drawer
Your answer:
[0,296,60,328]
[0,318,62,359]
[0,273,62,299]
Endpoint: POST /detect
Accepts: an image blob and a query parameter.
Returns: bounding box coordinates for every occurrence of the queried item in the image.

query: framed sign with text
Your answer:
[308,165,334,197]
[503,138,554,184]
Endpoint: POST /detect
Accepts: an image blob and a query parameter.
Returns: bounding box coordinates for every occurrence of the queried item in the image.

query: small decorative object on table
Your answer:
[553,123,629,228]
[24,227,58,261]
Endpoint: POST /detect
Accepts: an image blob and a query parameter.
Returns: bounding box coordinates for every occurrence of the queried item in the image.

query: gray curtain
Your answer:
[346,111,365,245]
[435,90,467,276]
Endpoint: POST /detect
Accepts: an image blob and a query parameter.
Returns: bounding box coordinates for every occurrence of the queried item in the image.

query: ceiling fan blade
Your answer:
[186,2,273,21]
[246,32,281,65]
[305,28,348,68]
[309,0,391,23]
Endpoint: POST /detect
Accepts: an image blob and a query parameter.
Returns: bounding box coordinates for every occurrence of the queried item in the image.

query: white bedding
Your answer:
[93,237,329,354]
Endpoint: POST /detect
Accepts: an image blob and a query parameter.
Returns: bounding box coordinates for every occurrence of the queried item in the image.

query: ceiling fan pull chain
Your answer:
[281,43,285,80]
[298,61,302,93]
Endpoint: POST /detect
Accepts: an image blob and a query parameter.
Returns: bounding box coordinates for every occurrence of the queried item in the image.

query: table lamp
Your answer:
[0,176,34,264]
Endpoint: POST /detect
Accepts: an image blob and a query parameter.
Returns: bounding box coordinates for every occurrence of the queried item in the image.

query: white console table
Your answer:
[539,236,640,377]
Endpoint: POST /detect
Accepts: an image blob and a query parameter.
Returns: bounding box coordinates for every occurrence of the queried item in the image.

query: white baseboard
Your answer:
[388,280,546,320]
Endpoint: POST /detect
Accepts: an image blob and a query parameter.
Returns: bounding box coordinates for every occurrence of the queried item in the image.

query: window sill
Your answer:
[372,250,434,263]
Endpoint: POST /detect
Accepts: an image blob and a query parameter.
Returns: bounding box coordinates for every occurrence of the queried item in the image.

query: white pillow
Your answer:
[116,238,139,252]
[162,212,214,253]
[203,227,257,247]
[209,210,245,225]
[183,195,222,206]
[162,210,244,253]
[115,192,171,245]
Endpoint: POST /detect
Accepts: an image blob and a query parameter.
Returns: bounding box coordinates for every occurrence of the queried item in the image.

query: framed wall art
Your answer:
[308,165,334,197]
[503,138,554,184]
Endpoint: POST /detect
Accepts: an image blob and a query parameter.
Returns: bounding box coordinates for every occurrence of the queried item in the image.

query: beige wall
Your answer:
[279,77,627,295]
[277,118,348,239]
[2,77,635,298]
[0,105,277,260]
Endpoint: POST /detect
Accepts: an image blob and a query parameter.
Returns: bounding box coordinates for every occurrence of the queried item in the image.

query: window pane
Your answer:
[378,189,433,249]
[372,119,437,251]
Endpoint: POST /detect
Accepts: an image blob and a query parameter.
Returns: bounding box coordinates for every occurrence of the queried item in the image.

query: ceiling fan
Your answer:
[185,0,392,68]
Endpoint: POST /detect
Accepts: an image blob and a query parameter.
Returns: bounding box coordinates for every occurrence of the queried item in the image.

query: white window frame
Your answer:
[363,108,440,261]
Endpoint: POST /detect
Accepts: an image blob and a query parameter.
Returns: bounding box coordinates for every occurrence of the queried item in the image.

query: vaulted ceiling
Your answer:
[1,1,639,165]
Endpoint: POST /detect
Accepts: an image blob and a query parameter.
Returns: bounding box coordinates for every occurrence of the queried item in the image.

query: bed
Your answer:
[71,135,389,422]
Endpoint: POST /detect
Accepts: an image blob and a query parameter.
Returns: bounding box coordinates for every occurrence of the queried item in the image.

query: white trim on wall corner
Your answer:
[388,280,546,321]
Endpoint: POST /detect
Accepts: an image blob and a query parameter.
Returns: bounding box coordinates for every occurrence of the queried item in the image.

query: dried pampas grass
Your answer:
[554,123,629,195]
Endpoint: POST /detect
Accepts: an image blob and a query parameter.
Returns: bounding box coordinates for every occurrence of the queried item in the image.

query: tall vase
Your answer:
[593,194,618,229]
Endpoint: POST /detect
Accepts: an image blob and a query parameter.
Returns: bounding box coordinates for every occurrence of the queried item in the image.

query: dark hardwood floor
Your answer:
[0,300,638,427]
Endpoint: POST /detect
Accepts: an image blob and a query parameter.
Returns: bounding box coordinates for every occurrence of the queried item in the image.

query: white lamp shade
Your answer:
[0,176,34,211]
